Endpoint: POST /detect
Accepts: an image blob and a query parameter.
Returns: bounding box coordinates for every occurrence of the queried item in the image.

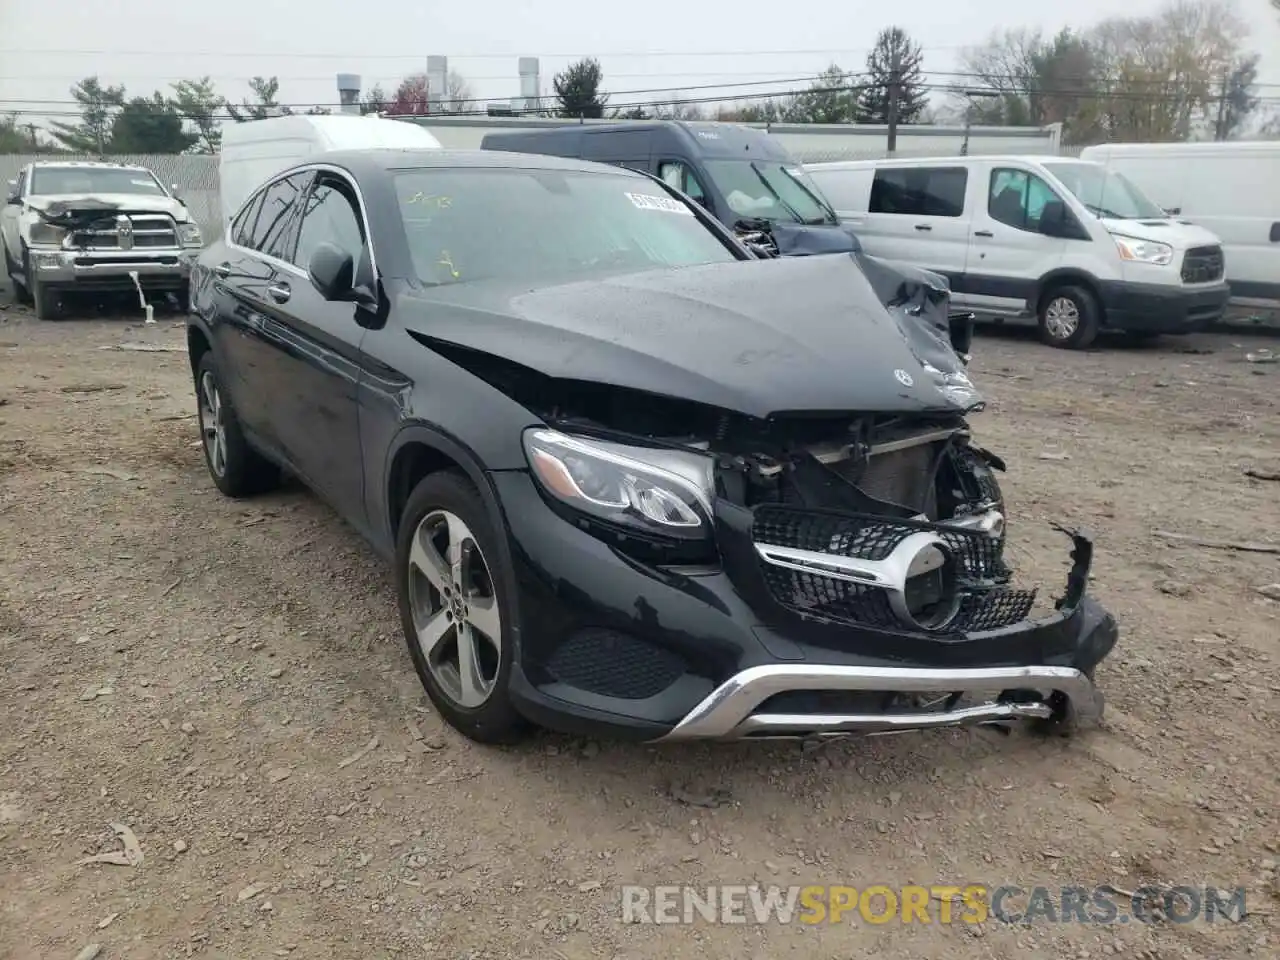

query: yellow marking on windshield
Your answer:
[437,250,460,280]
[407,192,452,208]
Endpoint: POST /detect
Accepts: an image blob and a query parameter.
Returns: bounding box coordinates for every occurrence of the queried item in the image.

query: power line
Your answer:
[0,45,969,60]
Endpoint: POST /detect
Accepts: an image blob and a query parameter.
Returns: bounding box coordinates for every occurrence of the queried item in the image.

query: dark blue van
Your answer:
[480,120,860,257]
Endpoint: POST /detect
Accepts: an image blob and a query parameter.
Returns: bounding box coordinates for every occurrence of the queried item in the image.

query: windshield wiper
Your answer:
[747,163,805,224]
[776,165,839,224]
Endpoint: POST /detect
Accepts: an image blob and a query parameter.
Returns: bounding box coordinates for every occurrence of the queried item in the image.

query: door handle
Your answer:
[213,262,231,279]
[914,223,933,231]
[974,230,994,238]
[267,282,291,304]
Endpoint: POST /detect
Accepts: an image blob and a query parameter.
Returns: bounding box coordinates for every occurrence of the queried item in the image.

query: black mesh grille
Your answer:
[1181,245,1224,284]
[545,628,685,700]
[751,505,1034,634]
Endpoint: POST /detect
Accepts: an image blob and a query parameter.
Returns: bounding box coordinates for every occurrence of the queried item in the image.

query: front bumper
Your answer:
[660,663,1102,740]
[27,247,197,293]
[492,471,1118,743]
[1098,279,1229,333]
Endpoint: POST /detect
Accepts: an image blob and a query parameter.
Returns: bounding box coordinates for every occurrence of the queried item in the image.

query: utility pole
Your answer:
[1214,70,1228,141]
[886,46,902,156]
[24,123,37,150]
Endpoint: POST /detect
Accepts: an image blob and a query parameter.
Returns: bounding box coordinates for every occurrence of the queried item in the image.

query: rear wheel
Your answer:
[1037,285,1099,350]
[194,352,280,497]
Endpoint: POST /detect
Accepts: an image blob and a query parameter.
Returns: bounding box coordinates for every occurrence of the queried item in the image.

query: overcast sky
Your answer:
[2,0,1278,128]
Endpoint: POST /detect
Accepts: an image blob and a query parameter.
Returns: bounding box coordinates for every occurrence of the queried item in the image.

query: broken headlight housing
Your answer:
[523,428,716,560]
[28,221,67,247]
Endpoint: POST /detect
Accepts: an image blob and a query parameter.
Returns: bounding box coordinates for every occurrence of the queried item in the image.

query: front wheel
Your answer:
[31,277,62,321]
[1037,285,1100,350]
[396,470,530,745]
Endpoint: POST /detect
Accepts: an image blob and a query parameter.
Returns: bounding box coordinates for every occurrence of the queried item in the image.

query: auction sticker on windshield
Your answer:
[626,192,693,215]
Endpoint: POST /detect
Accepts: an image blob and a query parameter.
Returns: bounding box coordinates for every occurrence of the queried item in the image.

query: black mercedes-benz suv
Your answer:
[187,148,1118,745]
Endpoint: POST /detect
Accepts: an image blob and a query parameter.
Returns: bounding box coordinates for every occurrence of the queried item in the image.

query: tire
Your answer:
[395,470,530,745]
[194,351,280,498]
[31,276,61,321]
[5,242,32,306]
[1037,284,1100,350]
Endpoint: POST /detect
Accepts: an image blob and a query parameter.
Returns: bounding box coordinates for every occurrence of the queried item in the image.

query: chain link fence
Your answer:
[0,153,223,240]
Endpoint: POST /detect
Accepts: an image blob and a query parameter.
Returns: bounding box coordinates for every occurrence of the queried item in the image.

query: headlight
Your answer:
[523,428,715,548]
[178,222,203,247]
[28,221,66,247]
[1112,234,1172,265]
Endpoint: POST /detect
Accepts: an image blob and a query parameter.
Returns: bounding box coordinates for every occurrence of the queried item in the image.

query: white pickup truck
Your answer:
[1,160,205,320]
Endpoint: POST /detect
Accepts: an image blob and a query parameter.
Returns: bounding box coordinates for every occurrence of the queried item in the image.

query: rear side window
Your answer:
[870,167,968,217]
[247,173,312,260]
[231,193,264,247]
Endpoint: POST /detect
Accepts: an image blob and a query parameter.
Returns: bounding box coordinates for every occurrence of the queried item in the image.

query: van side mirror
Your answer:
[5,179,18,205]
[1038,200,1071,238]
[308,242,376,306]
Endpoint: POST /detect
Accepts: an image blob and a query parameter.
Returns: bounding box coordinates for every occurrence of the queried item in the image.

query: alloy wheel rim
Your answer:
[199,370,228,477]
[1044,297,1080,340]
[407,509,502,708]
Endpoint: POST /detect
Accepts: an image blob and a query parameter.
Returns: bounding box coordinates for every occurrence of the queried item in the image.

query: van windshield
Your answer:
[703,160,838,225]
[1041,162,1165,221]
[392,167,740,286]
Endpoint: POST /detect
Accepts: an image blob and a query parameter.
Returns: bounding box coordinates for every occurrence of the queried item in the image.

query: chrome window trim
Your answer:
[224,162,378,282]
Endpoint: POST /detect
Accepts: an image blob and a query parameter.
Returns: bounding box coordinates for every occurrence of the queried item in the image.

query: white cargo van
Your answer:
[1079,140,1280,309]
[218,115,441,228]
[805,155,1230,348]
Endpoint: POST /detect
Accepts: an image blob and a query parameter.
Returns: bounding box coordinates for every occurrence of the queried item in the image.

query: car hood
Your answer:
[26,193,190,223]
[403,255,982,419]
[1100,216,1222,249]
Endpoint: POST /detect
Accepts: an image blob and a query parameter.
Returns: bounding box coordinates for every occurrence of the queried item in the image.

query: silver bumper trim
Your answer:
[657,663,1103,741]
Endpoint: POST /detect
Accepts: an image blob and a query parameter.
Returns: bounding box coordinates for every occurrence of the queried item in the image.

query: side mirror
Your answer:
[308,242,355,300]
[1038,200,1070,237]
[5,178,17,205]
[308,242,376,306]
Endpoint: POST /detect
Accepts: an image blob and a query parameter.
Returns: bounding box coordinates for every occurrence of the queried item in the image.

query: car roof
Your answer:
[310,148,649,178]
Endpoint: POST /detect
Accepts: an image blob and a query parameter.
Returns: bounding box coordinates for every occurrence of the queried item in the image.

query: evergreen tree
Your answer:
[857,27,928,124]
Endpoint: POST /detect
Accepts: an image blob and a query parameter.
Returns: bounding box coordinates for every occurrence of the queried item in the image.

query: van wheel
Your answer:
[1037,285,1099,350]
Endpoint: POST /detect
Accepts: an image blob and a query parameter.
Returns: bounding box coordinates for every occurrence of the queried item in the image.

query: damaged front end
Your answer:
[404,252,1115,742]
[496,370,1116,742]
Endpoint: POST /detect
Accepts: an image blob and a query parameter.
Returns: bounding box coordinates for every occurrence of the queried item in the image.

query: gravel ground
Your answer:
[2,292,1279,960]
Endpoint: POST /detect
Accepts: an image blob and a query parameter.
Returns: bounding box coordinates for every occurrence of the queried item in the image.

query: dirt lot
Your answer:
[1,291,1279,960]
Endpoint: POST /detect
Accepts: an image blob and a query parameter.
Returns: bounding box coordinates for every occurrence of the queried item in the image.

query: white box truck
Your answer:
[1079,140,1280,310]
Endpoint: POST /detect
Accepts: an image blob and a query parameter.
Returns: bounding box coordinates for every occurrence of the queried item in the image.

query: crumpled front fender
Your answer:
[853,252,984,410]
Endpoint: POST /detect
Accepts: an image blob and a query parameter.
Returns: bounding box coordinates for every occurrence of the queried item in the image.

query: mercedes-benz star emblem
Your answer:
[894,369,914,387]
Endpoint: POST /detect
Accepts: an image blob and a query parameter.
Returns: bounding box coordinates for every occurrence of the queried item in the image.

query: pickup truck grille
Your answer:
[1181,245,1224,284]
[70,213,177,251]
